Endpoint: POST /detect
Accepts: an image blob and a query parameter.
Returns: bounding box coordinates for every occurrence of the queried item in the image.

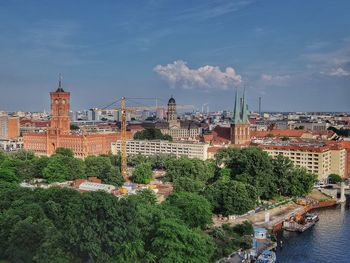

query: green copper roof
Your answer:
[231,88,249,124]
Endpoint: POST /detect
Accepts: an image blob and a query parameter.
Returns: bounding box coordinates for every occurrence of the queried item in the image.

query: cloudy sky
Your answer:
[0,0,349,112]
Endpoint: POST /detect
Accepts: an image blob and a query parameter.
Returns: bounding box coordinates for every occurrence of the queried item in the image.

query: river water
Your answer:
[276,201,350,263]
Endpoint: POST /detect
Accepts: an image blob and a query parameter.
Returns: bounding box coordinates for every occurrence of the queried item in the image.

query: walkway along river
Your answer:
[275,201,350,263]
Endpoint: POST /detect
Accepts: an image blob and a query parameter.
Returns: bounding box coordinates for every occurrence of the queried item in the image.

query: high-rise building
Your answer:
[230,89,251,145]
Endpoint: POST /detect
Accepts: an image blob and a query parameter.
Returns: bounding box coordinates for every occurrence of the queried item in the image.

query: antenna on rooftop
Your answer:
[259,97,262,115]
[58,73,62,88]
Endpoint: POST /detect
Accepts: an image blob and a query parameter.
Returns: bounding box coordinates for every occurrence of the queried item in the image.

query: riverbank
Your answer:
[213,189,336,231]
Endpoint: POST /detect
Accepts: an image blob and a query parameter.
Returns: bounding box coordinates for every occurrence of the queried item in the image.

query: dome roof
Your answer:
[168,97,176,104]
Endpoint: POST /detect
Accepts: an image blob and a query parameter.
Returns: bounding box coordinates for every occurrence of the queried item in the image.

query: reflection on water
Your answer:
[276,202,349,263]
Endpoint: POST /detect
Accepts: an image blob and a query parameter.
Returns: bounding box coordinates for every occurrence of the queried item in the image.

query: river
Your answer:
[276,201,350,263]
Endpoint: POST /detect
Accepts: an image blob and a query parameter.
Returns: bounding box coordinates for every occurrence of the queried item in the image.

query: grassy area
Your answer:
[308,189,332,201]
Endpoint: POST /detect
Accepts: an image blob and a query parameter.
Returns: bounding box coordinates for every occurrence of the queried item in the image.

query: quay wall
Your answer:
[272,200,337,232]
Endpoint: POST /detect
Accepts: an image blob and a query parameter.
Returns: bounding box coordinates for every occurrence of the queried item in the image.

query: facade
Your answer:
[167,96,178,128]
[230,89,251,145]
[258,143,346,181]
[160,127,201,141]
[23,81,131,158]
[111,139,209,160]
[0,115,20,140]
[160,96,201,140]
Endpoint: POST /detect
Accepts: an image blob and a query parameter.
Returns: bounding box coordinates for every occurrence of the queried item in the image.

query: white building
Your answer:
[78,182,116,193]
[111,139,209,160]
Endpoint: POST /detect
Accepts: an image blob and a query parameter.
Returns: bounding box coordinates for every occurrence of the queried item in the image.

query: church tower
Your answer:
[167,96,178,128]
[230,89,250,145]
[49,76,71,135]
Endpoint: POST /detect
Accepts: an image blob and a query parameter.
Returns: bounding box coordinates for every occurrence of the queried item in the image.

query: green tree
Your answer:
[32,156,50,178]
[328,173,342,184]
[288,167,316,196]
[215,147,277,199]
[165,157,215,184]
[85,156,123,186]
[66,157,86,180]
[54,148,74,158]
[0,159,19,183]
[209,222,253,260]
[132,162,153,184]
[272,155,294,195]
[127,189,157,205]
[150,218,214,263]
[9,150,35,161]
[173,176,205,193]
[203,180,257,216]
[164,192,212,229]
[134,128,172,141]
[43,155,69,183]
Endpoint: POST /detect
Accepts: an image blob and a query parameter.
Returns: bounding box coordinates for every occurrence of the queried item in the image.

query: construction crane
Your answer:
[92,97,194,180]
[92,96,134,180]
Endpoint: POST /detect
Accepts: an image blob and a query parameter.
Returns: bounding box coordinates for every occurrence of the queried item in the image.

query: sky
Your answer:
[0,0,349,112]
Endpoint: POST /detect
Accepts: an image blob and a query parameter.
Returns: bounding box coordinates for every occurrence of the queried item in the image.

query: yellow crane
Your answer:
[92,97,194,180]
[93,96,134,180]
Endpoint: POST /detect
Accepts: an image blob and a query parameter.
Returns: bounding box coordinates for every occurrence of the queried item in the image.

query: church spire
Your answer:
[241,86,249,123]
[232,88,241,124]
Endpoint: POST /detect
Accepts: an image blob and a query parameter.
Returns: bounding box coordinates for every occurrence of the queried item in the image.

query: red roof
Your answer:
[212,126,231,145]
[128,124,145,131]
[252,129,333,138]
[208,146,224,153]
[258,144,342,153]
[251,129,308,138]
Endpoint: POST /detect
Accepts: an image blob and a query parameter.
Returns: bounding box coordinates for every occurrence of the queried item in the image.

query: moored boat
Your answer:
[305,212,319,222]
[256,250,276,263]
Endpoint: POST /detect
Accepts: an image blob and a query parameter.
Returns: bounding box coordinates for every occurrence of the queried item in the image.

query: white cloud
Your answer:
[326,67,350,77]
[261,74,290,81]
[154,60,242,91]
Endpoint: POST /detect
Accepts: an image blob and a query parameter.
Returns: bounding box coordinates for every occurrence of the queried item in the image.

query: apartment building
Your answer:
[258,142,346,182]
[111,139,209,160]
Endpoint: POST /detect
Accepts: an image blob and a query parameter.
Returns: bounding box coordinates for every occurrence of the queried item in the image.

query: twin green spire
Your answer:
[232,88,249,124]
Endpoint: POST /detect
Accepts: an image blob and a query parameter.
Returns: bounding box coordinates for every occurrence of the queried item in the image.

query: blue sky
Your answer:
[0,0,349,112]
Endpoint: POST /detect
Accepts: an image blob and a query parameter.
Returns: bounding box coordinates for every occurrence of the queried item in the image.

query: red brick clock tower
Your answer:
[49,77,71,135]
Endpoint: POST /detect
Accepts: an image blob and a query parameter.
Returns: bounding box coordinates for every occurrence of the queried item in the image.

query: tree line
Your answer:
[0,146,317,262]
[0,148,124,186]
[0,183,254,263]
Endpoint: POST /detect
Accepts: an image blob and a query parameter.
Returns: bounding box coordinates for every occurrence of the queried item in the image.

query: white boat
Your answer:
[256,250,276,263]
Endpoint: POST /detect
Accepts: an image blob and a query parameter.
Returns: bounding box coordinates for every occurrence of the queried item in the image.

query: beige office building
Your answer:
[111,139,209,160]
[160,127,201,141]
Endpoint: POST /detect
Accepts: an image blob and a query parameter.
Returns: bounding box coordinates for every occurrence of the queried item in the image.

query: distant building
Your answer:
[23,79,132,158]
[111,139,209,160]
[202,90,251,146]
[167,96,178,128]
[87,109,101,121]
[160,126,201,141]
[0,115,20,140]
[160,96,201,140]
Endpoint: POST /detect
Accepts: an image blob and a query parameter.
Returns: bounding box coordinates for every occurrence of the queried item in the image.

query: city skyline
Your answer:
[0,0,349,112]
